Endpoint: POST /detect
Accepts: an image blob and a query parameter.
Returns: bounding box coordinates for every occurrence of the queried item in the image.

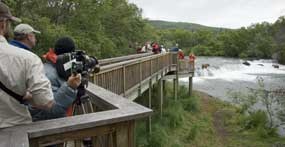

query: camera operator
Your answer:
[29,37,81,121]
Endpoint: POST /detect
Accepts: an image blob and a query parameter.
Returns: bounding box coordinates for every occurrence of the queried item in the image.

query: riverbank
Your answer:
[135,85,285,147]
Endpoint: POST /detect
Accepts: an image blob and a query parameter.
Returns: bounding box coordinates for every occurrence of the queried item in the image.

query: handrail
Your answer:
[99,53,169,72]
[99,52,153,66]
[93,53,177,98]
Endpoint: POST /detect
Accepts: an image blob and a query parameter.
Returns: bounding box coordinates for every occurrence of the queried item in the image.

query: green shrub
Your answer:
[181,96,199,113]
[246,110,267,129]
[148,125,169,147]
[187,124,198,141]
[163,101,185,128]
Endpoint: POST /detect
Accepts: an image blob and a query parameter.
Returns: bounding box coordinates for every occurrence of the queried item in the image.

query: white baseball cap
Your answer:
[14,24,41,34]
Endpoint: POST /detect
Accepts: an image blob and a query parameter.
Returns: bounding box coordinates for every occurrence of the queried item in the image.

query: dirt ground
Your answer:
[195,91,229,146]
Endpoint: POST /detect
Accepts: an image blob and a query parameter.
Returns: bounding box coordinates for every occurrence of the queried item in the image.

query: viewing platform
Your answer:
[0,52,194,147]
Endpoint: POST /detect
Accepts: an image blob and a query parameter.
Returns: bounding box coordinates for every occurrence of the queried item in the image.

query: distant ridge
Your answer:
[148,20,228,31]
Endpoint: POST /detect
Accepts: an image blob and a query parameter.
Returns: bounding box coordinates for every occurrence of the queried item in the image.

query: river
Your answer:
[180,56,285,136]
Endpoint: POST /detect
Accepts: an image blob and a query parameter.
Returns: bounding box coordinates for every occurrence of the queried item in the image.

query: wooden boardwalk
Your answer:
[0,52,194,147]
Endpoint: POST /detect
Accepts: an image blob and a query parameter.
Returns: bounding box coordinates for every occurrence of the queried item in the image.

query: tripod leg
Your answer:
[88,100,94,113]
[81,103,86,114]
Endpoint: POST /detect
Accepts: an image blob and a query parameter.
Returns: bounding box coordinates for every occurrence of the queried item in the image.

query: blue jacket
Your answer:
[29,62,77,121]
[9,40,31,51]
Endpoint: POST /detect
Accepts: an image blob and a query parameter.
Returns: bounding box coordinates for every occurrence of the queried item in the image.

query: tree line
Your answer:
[155,17,285,64]
[3,0,285,64]
[4,0,156,59]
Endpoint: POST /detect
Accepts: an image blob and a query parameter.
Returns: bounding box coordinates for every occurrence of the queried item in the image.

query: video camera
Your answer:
[55,50,100,87]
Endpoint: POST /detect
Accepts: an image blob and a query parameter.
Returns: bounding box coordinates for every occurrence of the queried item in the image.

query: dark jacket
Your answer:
[29,61,77,121]
[9,40,31,51]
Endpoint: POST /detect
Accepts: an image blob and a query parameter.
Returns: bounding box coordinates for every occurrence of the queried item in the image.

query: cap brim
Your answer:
[33,30,41,34]
[9,16,21,22]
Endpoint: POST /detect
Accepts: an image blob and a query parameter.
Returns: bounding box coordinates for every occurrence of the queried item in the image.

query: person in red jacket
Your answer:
[189,52,196,71]
[152,42,161,54]
[178,49,184,59]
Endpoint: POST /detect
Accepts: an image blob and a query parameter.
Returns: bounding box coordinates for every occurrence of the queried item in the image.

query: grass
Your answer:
[135,82,285,147]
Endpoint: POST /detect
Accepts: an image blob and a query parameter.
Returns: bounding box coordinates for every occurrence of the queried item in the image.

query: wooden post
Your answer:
[123,66,126,97]
[139,61,142,96]
[159,73,163,118]
[163,80,166,94]
[175,56,179,101]
[147,79,152,133]
[116,121,135,147]
[189,76,193,96]
[173,79,176,101]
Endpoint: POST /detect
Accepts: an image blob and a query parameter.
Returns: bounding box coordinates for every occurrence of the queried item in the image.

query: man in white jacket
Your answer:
[0,2,55,128]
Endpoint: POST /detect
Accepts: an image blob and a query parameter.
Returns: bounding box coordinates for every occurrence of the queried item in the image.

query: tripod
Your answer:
[63,85,95,147]
[72,84,94,115]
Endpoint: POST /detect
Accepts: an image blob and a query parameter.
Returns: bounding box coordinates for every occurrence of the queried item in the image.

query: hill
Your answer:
[148,20,227,32]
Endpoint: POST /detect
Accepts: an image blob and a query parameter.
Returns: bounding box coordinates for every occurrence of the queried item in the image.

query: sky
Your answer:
[128,0,285,29]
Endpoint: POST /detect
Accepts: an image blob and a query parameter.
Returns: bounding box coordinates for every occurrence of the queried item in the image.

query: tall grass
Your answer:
[135,81,285,147]
[135,82,200,147]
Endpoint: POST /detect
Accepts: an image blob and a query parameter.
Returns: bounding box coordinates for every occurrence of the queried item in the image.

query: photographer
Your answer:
[29,37,81,121]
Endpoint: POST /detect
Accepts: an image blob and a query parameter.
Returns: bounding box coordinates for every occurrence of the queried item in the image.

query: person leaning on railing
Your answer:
[189,52,196,71]
[0,2,55,128]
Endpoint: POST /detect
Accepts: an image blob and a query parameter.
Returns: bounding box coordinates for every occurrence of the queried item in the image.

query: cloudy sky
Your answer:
[128,0,285,29]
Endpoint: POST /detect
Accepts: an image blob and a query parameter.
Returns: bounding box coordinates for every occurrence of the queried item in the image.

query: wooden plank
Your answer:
[116,122,129,147]
[123,66,126,96]
[189,77,193,96]
[98,53,165,73]
[159,73,163,118]
[147,79,152,133]
[139,61,142,96]
[30,124,116,146]
[99,53,153,66]
[128,121,135,147]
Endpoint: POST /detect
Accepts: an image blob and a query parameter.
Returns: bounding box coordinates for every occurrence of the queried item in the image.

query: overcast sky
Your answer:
[128,0,285,29]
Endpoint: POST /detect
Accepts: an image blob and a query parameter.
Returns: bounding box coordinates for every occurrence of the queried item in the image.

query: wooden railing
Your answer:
[93,52,178,100]
[99,52,153,66]
[0,52,194,147]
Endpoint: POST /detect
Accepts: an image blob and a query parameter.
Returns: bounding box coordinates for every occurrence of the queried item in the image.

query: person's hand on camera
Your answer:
[67,73,81,89]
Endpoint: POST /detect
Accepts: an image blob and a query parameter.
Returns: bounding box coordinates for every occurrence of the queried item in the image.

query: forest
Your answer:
[3,0,285,64]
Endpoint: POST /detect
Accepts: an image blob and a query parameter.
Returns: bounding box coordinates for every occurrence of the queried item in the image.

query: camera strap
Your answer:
[0,81,25,104]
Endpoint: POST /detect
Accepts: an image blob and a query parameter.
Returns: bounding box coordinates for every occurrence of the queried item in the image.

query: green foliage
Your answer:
[148,125,169,147]
[148,20,225,32]
[136,83,285,146]
[191,45,211,56]
[3,0,154,58]
[240,110,268,130]
[4,0,285,62]
[278,46,285,64]
[179,86,199,112]
[187,124,198,141]
[227,77,285,138]
[162,101,185,128]
[150,16,285,63]
[237,110,278,138]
